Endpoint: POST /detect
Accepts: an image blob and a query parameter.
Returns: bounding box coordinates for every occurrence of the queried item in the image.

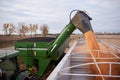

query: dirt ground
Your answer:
[0,35,35,48]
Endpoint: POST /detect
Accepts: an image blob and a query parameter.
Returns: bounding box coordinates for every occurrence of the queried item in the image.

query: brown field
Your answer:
[96,35,120,47]
[0,35,38,48]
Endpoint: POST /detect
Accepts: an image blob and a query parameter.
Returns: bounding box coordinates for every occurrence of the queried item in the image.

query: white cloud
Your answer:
[0,0,120,34]
[87,0,120,9]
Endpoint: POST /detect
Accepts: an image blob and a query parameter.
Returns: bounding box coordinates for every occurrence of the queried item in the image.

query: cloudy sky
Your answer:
[0,0,120,34]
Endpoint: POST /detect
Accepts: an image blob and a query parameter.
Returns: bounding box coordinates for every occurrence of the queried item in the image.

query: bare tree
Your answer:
[3,23,16,36]
[18,22,24,36]
[19,24,29,37]
[29,24,33,37]
[18,22,29,37]
[33,24,38,37]
[8,24,15,36]
[3,23,9,36]
[29,24,38,37]
[40,24,49,37]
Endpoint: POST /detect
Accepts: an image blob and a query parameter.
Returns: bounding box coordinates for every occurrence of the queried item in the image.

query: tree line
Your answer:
[2,23,49,37]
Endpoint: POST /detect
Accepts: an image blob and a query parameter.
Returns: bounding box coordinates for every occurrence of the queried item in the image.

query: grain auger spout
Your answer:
[71,10,93,34]
[71,10,100,51]
[48,10,99,56]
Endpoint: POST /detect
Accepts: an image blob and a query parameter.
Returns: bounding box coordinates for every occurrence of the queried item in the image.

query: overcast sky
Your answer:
[0,0,120,34]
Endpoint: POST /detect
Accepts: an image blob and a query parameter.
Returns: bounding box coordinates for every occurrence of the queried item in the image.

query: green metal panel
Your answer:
[18,50,34,56]
[49,51,58,60]
[15,36,70,77]
[35,50,48,57]
[38,58,51,76]
[17,49,34,68]
[15,42,34,48]
[36,42,50,48]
